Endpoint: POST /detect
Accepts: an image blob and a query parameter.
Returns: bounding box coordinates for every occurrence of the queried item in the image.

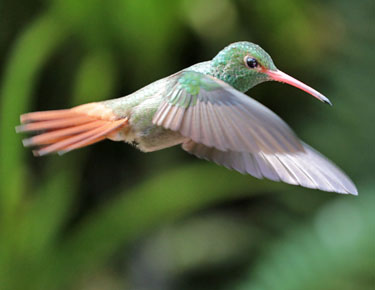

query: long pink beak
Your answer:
[266,70,332,106]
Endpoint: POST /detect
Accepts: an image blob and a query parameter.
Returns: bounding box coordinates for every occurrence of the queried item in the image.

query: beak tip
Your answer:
[323,99,332,106]
[321,96,333,106]
[267,70,333,106]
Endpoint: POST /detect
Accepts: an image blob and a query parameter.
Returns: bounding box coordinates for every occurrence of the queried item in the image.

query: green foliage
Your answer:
[0,13,69,218]
[0,0,373,289]
[237,190,374,290]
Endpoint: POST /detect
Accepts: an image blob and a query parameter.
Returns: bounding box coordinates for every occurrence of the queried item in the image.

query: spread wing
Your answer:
[152,71,303,154]
[182,140,358,195]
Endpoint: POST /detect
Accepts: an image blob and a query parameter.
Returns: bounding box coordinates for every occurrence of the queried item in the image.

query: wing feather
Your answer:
[182,140,357,195]
[154,71,357,195]
[153,71,303,154]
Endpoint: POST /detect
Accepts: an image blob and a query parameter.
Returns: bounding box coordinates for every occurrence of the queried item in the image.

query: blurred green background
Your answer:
[0,0,374,289]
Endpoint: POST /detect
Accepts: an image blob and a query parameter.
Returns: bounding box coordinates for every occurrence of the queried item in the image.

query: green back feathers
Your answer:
[168,71,221,108]
[178,71,221,95]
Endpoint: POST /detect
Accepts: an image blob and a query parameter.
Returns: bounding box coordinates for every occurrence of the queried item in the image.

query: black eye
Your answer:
[245,56,259,69]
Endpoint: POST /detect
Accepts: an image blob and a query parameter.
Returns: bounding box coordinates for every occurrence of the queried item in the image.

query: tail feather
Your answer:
[20,110,80,123]
[17,103,128,156]
[22,121,104,146]
[16,116,97,132]
[56,121,125,155]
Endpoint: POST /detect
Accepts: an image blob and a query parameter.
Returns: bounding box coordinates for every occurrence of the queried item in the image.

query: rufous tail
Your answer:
[16,103,128,156]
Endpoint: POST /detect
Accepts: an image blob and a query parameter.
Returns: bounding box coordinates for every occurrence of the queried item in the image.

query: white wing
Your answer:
[153,71,303,154]
[182,140,358,195]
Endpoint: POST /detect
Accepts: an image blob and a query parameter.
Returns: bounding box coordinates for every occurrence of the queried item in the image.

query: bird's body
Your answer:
[101,61,220,151]
[102,74,185,152]
[17,42,358,195]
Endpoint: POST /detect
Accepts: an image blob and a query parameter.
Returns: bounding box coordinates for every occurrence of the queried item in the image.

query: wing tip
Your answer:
[344,186,358,196]
[281,178,358,195]
[330,187,358,196]
[296,176,358,196]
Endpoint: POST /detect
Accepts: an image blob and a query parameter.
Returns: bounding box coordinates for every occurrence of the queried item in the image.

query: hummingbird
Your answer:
[16,41,357,195]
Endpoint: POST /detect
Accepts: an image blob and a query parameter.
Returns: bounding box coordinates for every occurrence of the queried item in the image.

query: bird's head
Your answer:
[211,41,331,105]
